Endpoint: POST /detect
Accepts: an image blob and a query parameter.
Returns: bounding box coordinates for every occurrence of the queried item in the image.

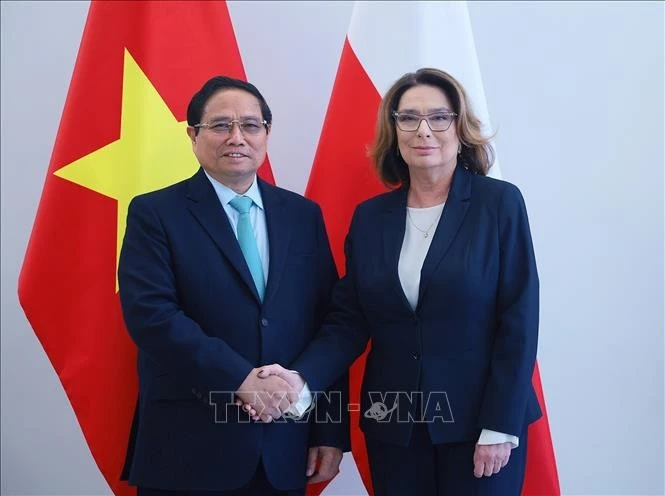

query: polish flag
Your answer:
[307,2,560,494]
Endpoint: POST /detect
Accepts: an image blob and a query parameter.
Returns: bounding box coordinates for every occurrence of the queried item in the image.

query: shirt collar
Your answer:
[203,171,264,211]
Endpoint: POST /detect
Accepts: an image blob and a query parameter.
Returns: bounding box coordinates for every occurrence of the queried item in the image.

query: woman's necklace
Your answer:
[406,207,443,238]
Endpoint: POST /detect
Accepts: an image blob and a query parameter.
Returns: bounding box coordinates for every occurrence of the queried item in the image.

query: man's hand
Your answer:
[237,364,307,421]
[473,442,512,477]
[306,446,343,484]
[235,368,298,422]
[258,364,305,389]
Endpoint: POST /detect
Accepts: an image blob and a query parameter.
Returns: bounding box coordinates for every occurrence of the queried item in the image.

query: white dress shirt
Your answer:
[399,203,518,448]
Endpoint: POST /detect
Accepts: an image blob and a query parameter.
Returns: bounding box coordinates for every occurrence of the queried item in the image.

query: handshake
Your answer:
[235,364,310,422]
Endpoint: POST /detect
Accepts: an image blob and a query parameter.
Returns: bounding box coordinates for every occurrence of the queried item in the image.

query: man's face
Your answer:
[187,88,268,192]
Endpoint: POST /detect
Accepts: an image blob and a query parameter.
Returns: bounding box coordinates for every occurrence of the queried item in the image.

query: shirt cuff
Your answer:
[285,381,313,418]
[477,428,519,449]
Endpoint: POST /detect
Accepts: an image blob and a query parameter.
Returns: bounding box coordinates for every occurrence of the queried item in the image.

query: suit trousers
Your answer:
[137,460,305,496]
[366,422,528,496]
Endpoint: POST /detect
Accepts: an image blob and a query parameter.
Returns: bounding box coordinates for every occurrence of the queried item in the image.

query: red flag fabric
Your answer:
[523,363,560,495]
[17,2,273,494]
[306,39,386,495]
[306,2,560,495]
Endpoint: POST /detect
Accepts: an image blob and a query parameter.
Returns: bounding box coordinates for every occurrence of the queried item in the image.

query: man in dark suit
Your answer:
[118,76,348,495]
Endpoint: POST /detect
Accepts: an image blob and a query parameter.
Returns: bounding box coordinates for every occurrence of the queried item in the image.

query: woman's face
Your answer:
[395,84,460,175]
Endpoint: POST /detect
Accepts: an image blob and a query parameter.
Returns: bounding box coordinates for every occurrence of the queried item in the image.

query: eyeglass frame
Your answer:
[391,110,458,132]
[193,118,270,135]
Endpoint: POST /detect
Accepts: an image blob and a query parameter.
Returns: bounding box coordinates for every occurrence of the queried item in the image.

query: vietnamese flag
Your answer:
[307,2,560,495]
[17,1,275,494]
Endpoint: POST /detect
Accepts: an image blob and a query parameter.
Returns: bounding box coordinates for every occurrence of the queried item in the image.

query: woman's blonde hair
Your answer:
[369,68,495,187]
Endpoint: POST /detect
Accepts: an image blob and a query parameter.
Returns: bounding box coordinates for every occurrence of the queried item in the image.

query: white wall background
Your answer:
[1,1,663,494]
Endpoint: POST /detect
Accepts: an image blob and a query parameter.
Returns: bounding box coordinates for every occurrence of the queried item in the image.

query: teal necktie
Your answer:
[229,195,265,301]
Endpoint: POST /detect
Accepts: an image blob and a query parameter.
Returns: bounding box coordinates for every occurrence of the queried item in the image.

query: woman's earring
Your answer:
[457,143,462,155]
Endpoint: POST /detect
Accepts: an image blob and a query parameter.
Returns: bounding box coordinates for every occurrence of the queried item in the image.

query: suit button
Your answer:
[191,388,197,395]
[261,318,268,327]
[412,353,420,360]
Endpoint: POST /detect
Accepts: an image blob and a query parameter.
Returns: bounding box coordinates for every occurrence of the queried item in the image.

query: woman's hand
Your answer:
[473,442,512,477]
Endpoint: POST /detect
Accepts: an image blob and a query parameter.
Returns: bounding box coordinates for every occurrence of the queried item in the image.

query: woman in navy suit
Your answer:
[261,68,541,495]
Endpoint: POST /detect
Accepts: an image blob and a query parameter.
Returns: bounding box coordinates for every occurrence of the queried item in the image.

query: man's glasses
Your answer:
[194,118,268,135]
[392,111,457,132]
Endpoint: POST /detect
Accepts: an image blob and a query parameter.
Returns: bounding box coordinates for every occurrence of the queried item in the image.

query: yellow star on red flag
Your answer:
[55,49,199,289]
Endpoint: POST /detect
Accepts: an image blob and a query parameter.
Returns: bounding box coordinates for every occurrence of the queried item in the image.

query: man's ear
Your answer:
[186,126,197,144]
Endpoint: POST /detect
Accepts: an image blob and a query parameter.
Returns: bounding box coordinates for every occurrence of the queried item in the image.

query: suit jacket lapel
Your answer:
[418,165,472,304]
[259,179,292,306]
[185,168,261,303]
[382,187,413,313]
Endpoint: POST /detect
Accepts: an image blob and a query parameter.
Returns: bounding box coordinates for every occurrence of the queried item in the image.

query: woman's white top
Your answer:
[398,202,445,310]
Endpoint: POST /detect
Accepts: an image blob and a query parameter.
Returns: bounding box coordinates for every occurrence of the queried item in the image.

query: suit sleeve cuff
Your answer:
[477,428,519,449]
